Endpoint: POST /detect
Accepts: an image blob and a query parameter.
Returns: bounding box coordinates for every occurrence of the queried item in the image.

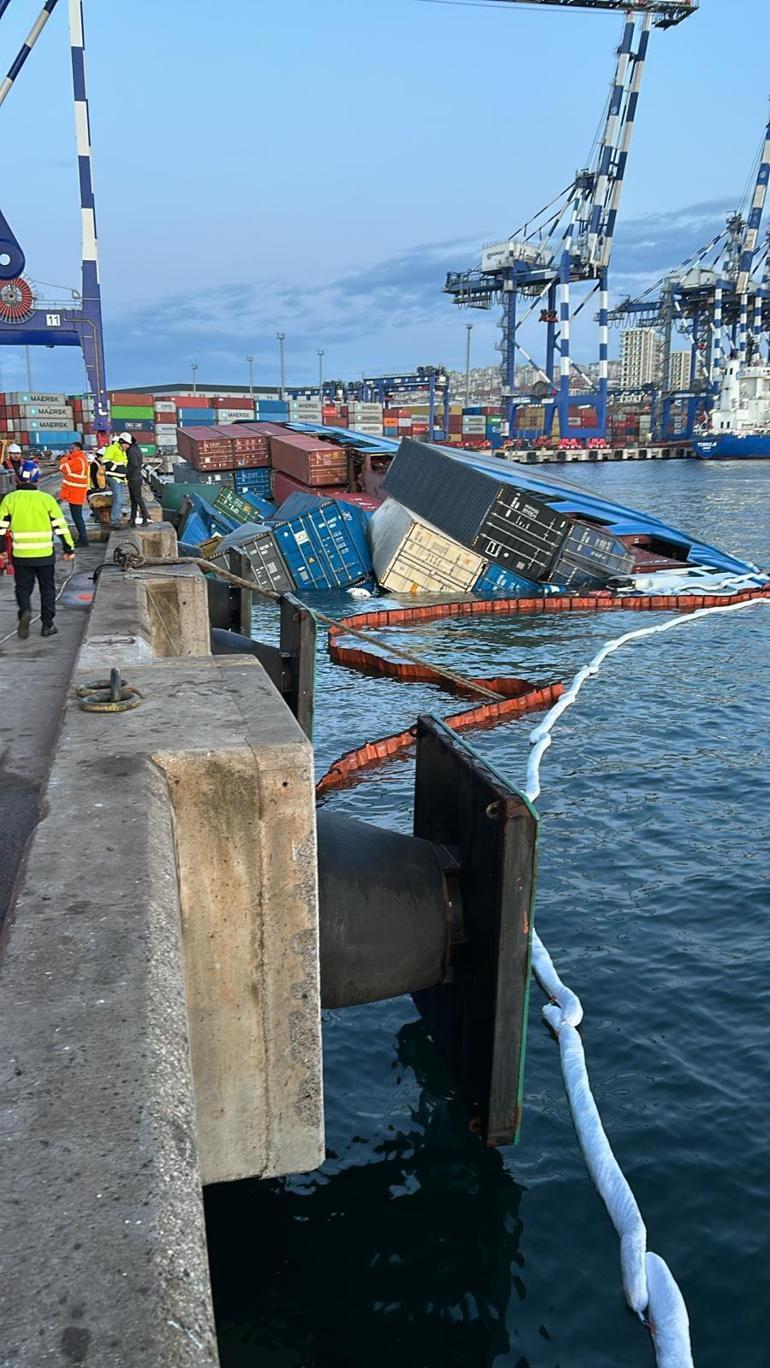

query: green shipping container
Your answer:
[161,482,222,514]
[111,405,155,420]
[139,445,158,456]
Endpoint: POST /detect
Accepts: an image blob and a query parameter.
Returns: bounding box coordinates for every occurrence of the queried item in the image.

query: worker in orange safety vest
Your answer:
[59,436,90,547]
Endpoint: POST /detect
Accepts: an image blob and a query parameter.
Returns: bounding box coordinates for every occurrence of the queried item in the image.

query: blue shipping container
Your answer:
[28,431,80,446]
[233,466,273,498]
[473,562,540,597]
[178,492,240,546]
[269,496,373,590]
[178,408,216,422]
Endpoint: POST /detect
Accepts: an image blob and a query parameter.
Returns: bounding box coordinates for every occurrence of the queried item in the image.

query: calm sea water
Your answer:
[206,460,770,1368]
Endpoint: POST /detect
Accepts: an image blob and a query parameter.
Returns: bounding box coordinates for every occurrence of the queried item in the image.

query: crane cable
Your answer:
[523,594,770,1367]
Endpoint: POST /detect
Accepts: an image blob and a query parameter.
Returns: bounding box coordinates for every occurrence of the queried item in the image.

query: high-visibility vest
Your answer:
[102,442,128,481]
[59,449,90,505]
[0,489,75,559]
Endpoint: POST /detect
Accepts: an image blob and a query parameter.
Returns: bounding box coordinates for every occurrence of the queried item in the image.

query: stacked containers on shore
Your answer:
[288,398,323,424]
[254,398,289,423]
[110,392,157,455]
[1,392,78,449]
[154,399,178,451]
[348,401,383,435]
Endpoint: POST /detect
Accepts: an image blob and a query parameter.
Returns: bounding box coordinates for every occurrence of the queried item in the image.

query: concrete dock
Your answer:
[0,521,324,1365]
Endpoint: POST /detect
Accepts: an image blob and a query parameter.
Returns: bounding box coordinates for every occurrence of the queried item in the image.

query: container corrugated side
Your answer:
[271,499,372,590]
[473,561,539,596]
[381,439,502,546]
[370,498,483,594]
[212,529,294,596]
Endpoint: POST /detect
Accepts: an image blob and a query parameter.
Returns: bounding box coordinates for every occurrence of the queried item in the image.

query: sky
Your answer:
[0,0,768,394]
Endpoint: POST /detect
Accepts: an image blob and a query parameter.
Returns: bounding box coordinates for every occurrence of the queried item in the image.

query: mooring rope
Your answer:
[525,595,770,1368]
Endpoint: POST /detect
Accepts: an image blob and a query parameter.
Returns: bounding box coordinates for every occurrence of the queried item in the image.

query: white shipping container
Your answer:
[154,424,178,437]
[369,498,484,595]
[351,423,384,435]
[216,408,255,422]
[20,405,73,421]
[8,391,66,405]
[349,405,383,418]
[22,418,79,431]
[155,401,177,414]
[462,417,486,433]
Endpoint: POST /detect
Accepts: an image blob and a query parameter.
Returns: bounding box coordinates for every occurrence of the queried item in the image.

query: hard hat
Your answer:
[117,431,132,444]
[18,459,41,484]
[8,443,22,453]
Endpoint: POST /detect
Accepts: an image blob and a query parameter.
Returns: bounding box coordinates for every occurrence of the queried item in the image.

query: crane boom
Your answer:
[485,0,697,25]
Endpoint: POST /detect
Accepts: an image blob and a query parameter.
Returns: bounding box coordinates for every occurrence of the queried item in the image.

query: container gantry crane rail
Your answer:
[443,0,698,443]
[0,0,108,427]
[607,109,770,440]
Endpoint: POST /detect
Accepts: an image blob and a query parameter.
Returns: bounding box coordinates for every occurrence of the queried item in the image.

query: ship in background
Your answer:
[693,355,770,459]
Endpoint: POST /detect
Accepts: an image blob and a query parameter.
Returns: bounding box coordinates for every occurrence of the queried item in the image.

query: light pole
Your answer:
[192,360,198,394]
[317,349,325,403]
[247,354,254,397]
[465,323,473,406]
[276,332,286,400]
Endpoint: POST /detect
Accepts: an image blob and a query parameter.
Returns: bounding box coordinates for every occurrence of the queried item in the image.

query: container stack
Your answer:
[269,430,349,505]
[154,400,178,451]
[1,392,79,450]
[109,392,157,455]
[288,397,323,425]
[347,401,383,435]
[254,397,289,423]
[212,396,255,424]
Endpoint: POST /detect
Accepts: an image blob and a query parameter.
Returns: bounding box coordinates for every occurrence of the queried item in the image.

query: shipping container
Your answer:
[473,562,540,596]
[8,391,67,405]
[211,423,271,464]
[215,407,255,423]
[548,522,633,588]
[111,418,155,432]
[212,485,272,526]
[27,431,80,447]
[269,431,348,487]
[176,426,234,468]
[233,466,273,498]
[267,494,372,591]
[212,527,294,595]
[370,499,484,595]
[20,405,73,420]
[110,405,155,421]
[154,401,177,414]
[172,462,235,488]
[272,470,345,506]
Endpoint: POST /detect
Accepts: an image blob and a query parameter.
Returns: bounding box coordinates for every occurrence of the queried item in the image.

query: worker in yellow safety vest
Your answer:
[0,460,75,639]
[101,436,129,528]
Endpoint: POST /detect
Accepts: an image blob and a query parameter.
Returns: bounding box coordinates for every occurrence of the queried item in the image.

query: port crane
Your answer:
[443,0,698,443]
[0,0,107,426]
[607,110,770,440]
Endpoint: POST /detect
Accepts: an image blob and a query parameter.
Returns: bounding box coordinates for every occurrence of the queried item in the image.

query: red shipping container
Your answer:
[211,423,270,465]
[109,392,154,406]
[177,426,234,468]
[212,397,253,410]
[269,432,348,487]
[171,395,209,409]
[272,471,345,505]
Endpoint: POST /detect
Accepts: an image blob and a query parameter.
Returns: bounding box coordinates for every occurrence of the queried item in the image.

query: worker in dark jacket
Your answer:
[123,435,150,527]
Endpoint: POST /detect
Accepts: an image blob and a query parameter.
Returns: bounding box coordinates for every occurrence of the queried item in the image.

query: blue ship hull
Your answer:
[692,433,770,460]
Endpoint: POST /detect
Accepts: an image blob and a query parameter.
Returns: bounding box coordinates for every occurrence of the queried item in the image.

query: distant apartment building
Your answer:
[620,328,660,388]
[668,350,692,391]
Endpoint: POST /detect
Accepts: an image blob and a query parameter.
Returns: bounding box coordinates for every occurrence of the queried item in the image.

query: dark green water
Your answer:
[206,461,770,1367]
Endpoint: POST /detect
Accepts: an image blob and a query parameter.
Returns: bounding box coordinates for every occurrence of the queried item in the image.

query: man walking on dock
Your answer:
[59,437,90,547]
[0,461,75,638]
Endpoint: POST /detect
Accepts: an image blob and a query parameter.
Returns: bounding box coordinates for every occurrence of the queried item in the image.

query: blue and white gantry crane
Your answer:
[444,0,698,442]
[0,0,107,425]
[608,108,770,439]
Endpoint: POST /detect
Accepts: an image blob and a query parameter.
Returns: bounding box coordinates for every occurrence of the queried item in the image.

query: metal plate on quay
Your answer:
[412,715,538,1147]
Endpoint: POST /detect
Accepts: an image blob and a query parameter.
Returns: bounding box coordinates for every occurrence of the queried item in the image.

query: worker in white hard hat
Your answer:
[4,442,23,481]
